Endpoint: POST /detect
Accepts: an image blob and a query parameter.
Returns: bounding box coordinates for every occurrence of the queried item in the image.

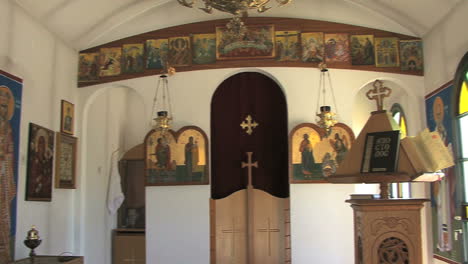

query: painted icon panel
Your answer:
[26,123,55,201]
[375,37,400,67]
[324,33,350,64]
[301,32,324,63]
[275,31,300,62]
[168,36,192,67]
[99,47,122,76]
[145,126,209,185]
[192,34,216,65]
[78,53,99,81]
[400,40,423,71]
[290,123,355,183]
[146,39,169,70]
[122,44,145,73]
[216,25,275,60]
[350,35,375,65]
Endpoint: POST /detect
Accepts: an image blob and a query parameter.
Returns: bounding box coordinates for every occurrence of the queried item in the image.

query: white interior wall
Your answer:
[0,1,79,260]
[423,1,468,94]
[82,87,145,264]
[80,67,424,263]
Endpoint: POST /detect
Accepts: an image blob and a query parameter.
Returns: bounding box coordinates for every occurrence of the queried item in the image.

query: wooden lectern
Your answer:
[328,80,441,264]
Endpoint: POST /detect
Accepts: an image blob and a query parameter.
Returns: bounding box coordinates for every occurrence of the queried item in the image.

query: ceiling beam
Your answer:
[344,0,428,37]
[75,0,172,50]
[40,0,74,21]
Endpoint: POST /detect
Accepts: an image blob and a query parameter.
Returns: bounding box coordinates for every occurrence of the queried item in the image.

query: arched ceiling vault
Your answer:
[12,0,462,51]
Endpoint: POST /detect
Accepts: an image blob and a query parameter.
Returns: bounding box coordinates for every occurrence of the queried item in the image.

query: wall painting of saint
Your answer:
[400,40,424,71]
[192,34,216,65]
[324,33,350,64]
[168,36,192,67]
[216,25,275,60]
[146,39,169,70]
[26,123,55,201]
[425,83,457,257]
[78,52,99,82]
[0,70,22,264]
[145,126,209,186]
[275,31,300,62]
[99,47,122,76]
[350,35,375,65]
[290,123,355,183]
[375,37,400,67]
[301,32,324,63]
[122,44,145,73]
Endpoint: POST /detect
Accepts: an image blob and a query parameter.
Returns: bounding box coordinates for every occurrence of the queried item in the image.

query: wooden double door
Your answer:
[211,72,290,264]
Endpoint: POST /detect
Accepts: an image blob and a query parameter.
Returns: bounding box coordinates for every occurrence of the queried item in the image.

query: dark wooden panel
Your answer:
[211,72,289,199]
[79,17,423,88]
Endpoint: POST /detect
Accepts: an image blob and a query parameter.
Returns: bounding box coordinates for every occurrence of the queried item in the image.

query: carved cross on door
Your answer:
[257,217,280,256]
[241,152,258,188]
[366,80,392,111]
[221,217,243,257]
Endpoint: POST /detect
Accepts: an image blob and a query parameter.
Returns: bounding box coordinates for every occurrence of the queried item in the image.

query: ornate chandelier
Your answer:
[177,0,292,37]
[316,63,339,135]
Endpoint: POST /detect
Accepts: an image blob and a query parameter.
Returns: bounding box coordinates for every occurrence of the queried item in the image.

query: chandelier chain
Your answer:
[327,71,339,116]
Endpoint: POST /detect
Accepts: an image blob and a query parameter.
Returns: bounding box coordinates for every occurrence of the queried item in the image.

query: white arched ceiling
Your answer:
[12,0,463,50]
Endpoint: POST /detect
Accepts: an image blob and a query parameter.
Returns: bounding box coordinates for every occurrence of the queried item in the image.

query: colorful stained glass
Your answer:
[460,80,468,115]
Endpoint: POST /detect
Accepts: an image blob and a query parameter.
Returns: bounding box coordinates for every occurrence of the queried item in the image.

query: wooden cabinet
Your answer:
[12,256,83,264]
[347,199,428,264]
[113,229,145,264]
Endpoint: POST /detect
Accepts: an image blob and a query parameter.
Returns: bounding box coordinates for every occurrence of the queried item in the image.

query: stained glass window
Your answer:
[460,77,468,115]
[455,53,468,262]
[391,103,410,198]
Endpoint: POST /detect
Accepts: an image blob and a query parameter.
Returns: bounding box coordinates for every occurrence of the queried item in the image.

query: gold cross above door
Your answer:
[257,218,280,256]
[240,115,259,135]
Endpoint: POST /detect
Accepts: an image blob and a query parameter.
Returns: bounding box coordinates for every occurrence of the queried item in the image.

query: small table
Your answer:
[11,256,83,264]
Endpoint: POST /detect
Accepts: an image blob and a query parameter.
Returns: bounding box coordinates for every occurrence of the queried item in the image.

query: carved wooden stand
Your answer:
[346,198,428,264]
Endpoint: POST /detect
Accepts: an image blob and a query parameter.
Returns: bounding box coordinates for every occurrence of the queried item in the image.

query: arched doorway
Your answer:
[210,72,290,263]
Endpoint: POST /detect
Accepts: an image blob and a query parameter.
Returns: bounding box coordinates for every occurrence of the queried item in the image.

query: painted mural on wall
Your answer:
[425,83,461,261]
[77,18,423,87]
[145,126,209,186]
[290,123,355,183]
[0,70,22,264]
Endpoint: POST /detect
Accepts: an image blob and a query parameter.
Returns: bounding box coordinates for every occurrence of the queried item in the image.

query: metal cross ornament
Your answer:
[240,115,259,135]
[366,80,392,111]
